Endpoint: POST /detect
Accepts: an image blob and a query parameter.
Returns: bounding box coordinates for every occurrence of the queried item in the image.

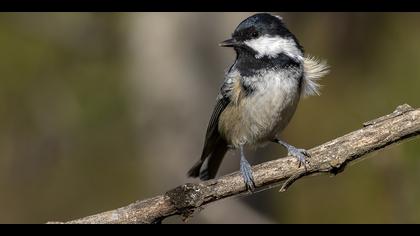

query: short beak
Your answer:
[219,38,239,47]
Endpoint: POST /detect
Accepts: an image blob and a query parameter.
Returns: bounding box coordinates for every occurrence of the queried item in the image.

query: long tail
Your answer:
[187,139,228,180]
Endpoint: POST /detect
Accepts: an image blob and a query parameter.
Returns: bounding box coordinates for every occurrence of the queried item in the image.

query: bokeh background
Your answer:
[0,12,419,224]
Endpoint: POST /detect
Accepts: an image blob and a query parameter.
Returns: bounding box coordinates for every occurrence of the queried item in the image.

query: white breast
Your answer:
[241,69,301,144]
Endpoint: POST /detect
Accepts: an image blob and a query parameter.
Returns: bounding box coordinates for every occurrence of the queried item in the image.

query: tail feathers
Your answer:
[187,139,228,181]
[199,142,228,180]
[187,159,204,178]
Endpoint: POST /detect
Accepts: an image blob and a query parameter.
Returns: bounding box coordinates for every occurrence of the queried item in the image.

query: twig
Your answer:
[49,104,420,224]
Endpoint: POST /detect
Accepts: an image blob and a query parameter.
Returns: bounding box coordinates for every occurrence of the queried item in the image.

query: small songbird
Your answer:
[188,13,329,190]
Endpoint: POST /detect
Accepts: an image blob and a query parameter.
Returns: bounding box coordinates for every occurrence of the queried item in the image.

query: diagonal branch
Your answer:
[50,104,420,224]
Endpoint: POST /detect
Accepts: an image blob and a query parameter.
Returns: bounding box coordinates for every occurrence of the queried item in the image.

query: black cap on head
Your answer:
[232,13,294,41]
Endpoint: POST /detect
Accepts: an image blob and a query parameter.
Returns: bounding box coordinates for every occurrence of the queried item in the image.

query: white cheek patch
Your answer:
[244,36,303,61]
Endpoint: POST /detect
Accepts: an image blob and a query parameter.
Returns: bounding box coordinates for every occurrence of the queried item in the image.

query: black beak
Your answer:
[219,38,239,47]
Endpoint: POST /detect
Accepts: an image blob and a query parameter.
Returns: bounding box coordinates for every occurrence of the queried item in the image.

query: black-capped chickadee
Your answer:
[188,13,329,190]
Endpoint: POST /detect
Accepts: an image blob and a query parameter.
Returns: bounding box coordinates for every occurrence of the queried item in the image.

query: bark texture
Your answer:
[50,104,420,224]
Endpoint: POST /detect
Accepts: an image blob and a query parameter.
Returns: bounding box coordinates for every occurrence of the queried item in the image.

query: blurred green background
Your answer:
[0,12,419,224]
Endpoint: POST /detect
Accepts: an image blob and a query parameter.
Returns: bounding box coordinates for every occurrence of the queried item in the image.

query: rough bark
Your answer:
[49,104,420,224]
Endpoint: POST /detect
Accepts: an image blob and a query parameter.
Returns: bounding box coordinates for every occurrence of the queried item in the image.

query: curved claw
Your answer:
[239,146,256,192]
[243,173,256,191]
[240,157,256,192]
[287,147,310,170]
[274,139,311,170]
[299,149,310,157]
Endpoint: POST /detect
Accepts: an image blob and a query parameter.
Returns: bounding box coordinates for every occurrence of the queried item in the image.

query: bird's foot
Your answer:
[274,139,310,170]
[286,146,310,170]
[240,157,256,192]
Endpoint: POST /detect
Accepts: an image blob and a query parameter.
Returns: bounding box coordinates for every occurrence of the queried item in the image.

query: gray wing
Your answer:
[200,79,233,160]
[187,72,237,179]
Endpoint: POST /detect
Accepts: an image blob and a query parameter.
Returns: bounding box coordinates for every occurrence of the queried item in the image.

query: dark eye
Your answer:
[251,32,259,38]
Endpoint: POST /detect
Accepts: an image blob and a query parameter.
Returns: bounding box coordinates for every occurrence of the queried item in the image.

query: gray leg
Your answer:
[239,145,255,191]
[273,138,310,170]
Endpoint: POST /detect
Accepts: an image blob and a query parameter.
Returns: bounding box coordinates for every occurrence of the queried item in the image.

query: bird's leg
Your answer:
[273,138,310,171]
[239,145,255,191]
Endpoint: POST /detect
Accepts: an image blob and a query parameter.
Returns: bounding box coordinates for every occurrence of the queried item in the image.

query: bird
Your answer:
[188,13,329,191]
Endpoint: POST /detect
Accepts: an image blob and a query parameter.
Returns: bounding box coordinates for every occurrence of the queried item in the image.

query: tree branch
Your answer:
[50,104,420,224]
